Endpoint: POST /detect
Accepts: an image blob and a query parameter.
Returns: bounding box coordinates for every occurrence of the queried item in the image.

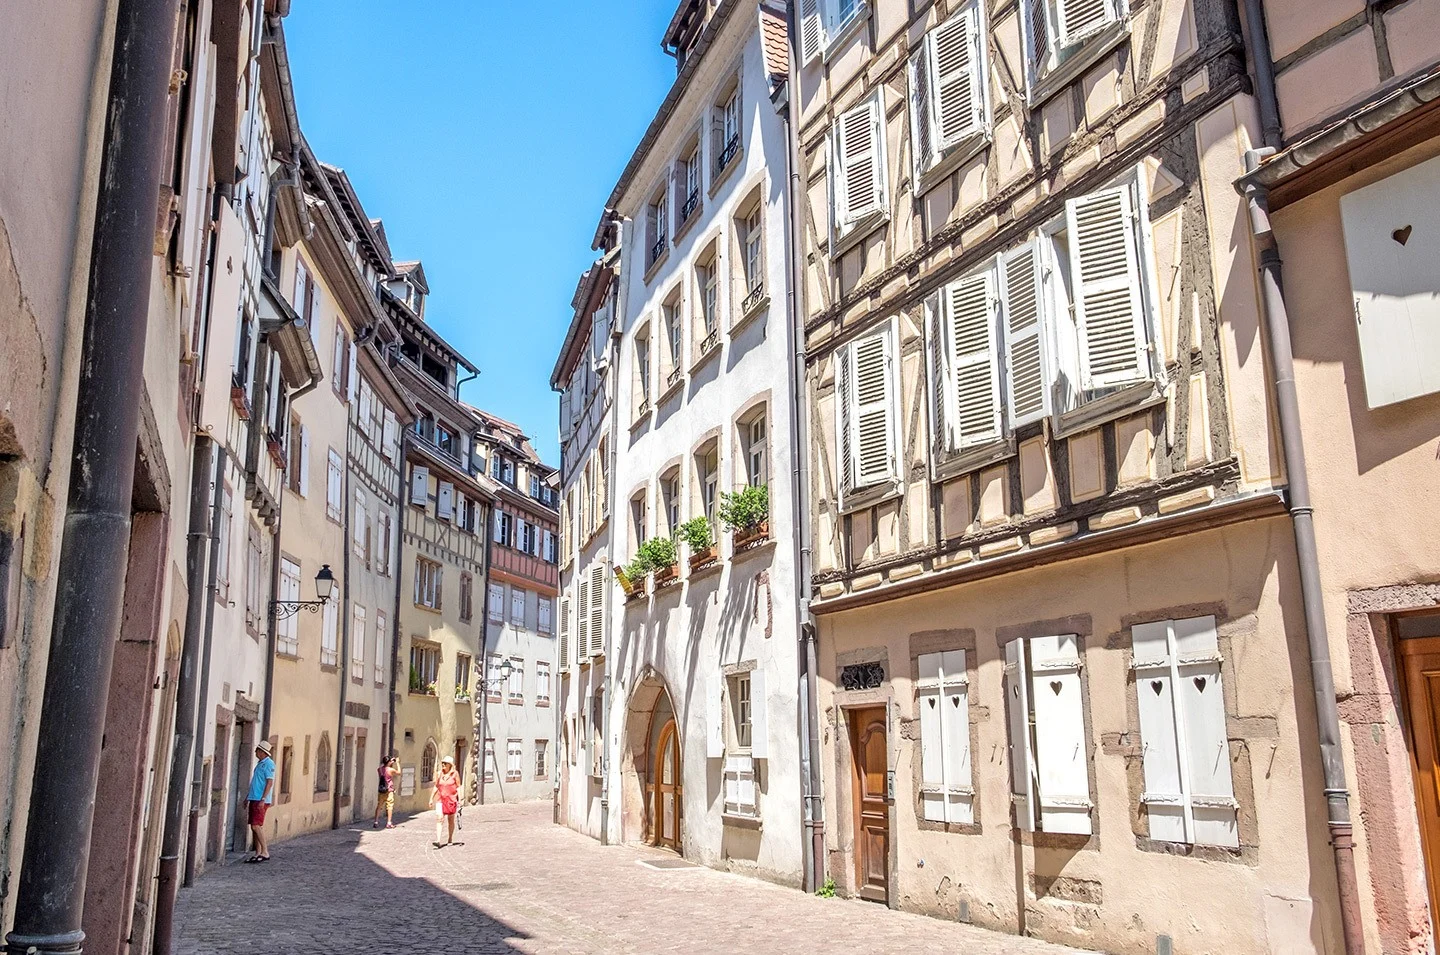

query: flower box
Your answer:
[266,438,285,469]
[733,521,770,550]
[230,386,250,420]
[689,547,719,571]
[653,564,678,586]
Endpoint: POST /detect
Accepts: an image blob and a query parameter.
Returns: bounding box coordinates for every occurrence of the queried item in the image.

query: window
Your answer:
[414,556,442,610]
[714,80,742,177]
[1132,616,1238,847]
[630,488,648,554]
[455,652,472,698]
[508,658,524,703]
[1004,635,1092,834]
[353,488,368,562]
[799,0,867,62]
[660,468,681,537]
[543,530,557,564]
[502,458,515,485]
[495,510,514,548]
[1023,0,1124,97]
[538,597,552,635]
[455,572,471,623]
[695,249,719,353]
[559,596,571,669]
[741,409,767,487]
[678,142,702,228]
[376,512,392,577]
[506,740,523,782]
[836,320,900,507]
[488,583,504,621]
[437,481,454,522]
[647,187,668,269]
[326,449,343,522]
[351,604,366,681]
[535,740,548,779]
[510,588,527,627]
[487,654,504,703]
[321,597,338,667]
[315,734,332,794]
[529,474,541,498]
[589,690,604,778]
[277,559,300,655]
[484,738,496,783]
[663,296,684,383]
[830,90,889,251]
[288,419,309,496]
[917,650,973,824]
[374,610,386,685]
[331,329,348,398]
[633,326,651,418]
[520,519,536,554]
[216,484,233,600]
[410,640,440,694]
[421,740,437,786]
[730,673,753,750]
[244,523,265,634]
[738,201,765,312]
[926,267,1003,455]
[908,2,989,185]
[279,742,294,800]
[537,661,551,704]
[719,671,765,818]
[696,441,719,525]
[410,464,429,508]
[382,409,399,461]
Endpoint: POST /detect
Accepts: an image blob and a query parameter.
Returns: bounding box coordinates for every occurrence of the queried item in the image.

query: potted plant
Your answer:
[638,536,679,586]
[720,484,770,548]
[678,516,717,570]
[618,553,651,599]
[409,665,423,693]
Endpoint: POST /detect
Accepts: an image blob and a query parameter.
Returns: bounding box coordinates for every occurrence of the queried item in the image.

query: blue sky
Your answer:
[286,0,681,463]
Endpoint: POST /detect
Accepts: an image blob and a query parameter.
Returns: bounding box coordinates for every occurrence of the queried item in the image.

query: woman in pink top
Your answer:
[431,755,462,847]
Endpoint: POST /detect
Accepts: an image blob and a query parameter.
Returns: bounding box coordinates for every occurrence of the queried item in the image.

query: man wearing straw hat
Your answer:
[245,740,277,863]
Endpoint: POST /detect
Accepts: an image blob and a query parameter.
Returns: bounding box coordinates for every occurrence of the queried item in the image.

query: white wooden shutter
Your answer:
[724,754,757,815]
[930,5,984,152]
[1057,0,1118,47]
[799,0,824,63]
[1067,185,1150,390]
[750,669,768,760]
[352,490,366,556]
[1004,639,1037,832]
[559,596,570,669]
[707,676,725,759]
[559,390,573,442]
[925,294,954,458]
[298,425,311,497]
[1132,620,1187,843]
[589,564,605,659]
[1174,616,1238,847]
[835,96,885,228]
[1024,0,1053,82]
[576,578,589,662]
[1028,634,1092,834]
[409,465,428,506]
[382,410,398,461]
[851,327,896,488]
[346,336,359,403]
[945,272,1001,448]
[836,346,856,501]
[1001,242,1050,425]
[437,482,454,521]
[919,650,972,824]
[907,47,936,180]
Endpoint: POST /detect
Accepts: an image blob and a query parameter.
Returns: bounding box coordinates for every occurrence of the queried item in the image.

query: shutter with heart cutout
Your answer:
[1004,638,1037,832]
[918,649,972,824]
[1028,634,1092,834]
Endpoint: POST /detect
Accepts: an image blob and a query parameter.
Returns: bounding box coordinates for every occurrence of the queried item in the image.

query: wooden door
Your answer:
[1400,636,1440,922]
[652,719,682,851]
[849,706,889,903]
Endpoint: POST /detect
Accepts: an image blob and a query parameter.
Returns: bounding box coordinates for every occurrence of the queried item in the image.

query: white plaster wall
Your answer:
[482,582,559,803]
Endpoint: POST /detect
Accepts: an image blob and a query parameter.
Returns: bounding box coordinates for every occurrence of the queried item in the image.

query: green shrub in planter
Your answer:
[637,535,678,570]
[622,552,652,583]
[719,484,769,532]
[677,516,714,553]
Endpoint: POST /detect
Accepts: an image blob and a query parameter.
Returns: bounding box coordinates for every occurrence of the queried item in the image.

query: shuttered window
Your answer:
[837,321,899,505]
[588,564,606,659]
[1066,184,1149,390]
[831,93,887,240]
[1132,616,1238,847]
[1000,242,1049,425]
[928,271,1001,454]
[918,650,973,824]
[559,596,570,668]
[910,2,987,181]
[1004,635,1092,834]
[409,465,428,507]
[437,481,454,522]
[487,583,504,622]
[800,0,866,62]
[799,0,824,62]
[321,597,339,667]
[576,578,590,663]
[1024,0,1120,84]
[326,450,343,521]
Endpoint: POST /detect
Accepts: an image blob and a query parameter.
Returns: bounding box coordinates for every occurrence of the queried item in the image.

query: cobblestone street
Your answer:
[175,801,1094,955]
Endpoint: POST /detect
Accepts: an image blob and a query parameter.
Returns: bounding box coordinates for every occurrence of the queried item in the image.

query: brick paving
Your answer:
[174,801,1095,955]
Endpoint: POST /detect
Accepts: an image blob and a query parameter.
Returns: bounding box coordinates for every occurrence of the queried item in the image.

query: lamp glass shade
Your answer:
[499,659,513,679]
[314,564,336,602]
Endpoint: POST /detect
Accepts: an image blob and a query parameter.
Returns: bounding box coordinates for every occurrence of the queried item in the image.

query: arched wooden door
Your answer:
[651,718,682,851]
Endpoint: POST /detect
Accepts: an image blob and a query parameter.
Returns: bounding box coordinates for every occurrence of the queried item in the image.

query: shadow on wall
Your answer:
[172,827,533,954]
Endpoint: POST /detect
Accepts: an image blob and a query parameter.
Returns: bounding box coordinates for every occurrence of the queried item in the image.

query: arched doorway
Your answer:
[651,718,682,851]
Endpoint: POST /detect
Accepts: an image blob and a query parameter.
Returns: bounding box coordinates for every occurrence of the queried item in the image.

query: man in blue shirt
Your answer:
[246,739,276,862]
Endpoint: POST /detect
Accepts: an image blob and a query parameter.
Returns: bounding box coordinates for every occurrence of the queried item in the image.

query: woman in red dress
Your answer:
[431,755,462,847]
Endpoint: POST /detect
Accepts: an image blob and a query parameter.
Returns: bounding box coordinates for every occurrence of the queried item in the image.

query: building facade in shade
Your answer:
[554,0,808,887]
[386,274,497,815]
[1235,4,1440,953]
[790,0,1360,951]
[551,254,619,839]
[471,412,561,803]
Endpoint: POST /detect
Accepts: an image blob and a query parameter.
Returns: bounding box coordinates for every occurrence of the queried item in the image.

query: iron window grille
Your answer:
[741,282,766,315]
[716,133,741,175]
[679,189,701,225]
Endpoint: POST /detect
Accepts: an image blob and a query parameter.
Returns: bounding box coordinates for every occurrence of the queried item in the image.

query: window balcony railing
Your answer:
[636,397,652,419]
[716,134,740,175]
[650,236,667,268]
[700,328,720,356]
[667,366,684,389]
[741,282,766,315]
[679,190,700,225]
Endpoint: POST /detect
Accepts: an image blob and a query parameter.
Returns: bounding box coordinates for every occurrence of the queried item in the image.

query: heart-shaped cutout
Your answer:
[951,695,961,708]
[1193,676,1208,693]
[1151,680,1164,696]
[1393,224,1413,246]
[1050,680,1063,695]
[927,697,936,709]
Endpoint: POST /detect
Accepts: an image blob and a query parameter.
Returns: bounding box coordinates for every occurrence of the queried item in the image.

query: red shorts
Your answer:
[248,799,269,826]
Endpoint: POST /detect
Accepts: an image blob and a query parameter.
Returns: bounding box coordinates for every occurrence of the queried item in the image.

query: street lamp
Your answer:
[269,563,336,619]
[476,656,513,808]
[480,657,513,689]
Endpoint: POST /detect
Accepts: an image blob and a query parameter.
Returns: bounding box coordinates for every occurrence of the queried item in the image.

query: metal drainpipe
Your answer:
[388,429,409,762]
[599,220,629,848]
[259,360,285,743]
[1241,152,1365,955]
[151,437,214,955]
[477,499,496,806]
[3,0,179,950]
[185,443,229,888]
[332,421,353,831]
[782,0,825,894]
[1239,0,1283,149]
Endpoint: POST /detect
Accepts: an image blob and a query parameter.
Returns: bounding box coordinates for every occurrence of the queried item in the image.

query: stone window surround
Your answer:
[906,628,983,836]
